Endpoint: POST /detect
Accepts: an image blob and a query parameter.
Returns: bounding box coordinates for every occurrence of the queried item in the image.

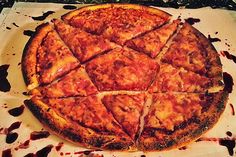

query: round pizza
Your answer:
[21,4,228,151]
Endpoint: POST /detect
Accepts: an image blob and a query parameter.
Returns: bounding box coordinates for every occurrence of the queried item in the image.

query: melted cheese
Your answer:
[149,63,210,93]
[37,30,79,84]
[86,47,159,91]
[53,19,116,63]
[145,93,202,131]
[126,20,179,58]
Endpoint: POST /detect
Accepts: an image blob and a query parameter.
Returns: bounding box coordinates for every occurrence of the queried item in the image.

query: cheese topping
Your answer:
[37,30,79,84]
[145,93,202,131]
[86,47,159,91]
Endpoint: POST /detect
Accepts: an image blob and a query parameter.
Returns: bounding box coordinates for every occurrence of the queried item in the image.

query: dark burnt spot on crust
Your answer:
[21,23,50,87]
[200,93,214,112]
[105,142,129,150]
[143,116,201,140]
[165,138,177,148]
[151,141,166,150]
[61,128,83,143]
[87,136,112,148]
[24,99,60,134]
[91,138,105,148]
[140,91,228,151]
[215,91,229,112]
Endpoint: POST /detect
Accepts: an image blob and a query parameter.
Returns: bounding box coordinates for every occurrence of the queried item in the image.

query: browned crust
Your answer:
[24,97,136,151]
[62,3,171,22]
[184,23,224,92]
[138,90,228,151]
[21,5,227,152]
[21,23,52,90]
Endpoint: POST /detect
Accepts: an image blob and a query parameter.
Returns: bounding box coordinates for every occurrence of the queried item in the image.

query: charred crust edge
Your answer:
[24,98,135,150]
[61,3,172,23]
[138,91,229,151]
[21,23,51,90]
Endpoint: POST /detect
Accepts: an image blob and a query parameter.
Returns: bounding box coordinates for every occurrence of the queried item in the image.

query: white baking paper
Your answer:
[0,2,236,157]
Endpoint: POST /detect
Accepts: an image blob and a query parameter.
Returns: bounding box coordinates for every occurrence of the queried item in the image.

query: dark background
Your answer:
[1,0,236,13]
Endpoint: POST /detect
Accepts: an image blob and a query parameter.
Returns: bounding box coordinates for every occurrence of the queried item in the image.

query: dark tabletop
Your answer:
[1,0,236,13]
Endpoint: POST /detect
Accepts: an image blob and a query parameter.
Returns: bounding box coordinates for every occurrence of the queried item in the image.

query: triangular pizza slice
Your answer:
[62,4,171,45]
[53,19,117,63]
[85,47,159,91]
[162,22,208,75]
[102,8,171,45]
[22,23,80,90]
[149,63,212,93]
[30,66,98,98]
[126,20,180,58]
[138,91,228,151]
[145,93,203,131]
[25,96,135,150]
[102,94,146,140]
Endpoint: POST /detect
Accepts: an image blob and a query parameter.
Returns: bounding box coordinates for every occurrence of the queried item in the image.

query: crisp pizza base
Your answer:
[24,97,136,151]
[22,23,80,90]
[62,3,171,25]
[184,23,224,92]
[138,91,228,151]
[22,23,52,90]
[21,4,228,151]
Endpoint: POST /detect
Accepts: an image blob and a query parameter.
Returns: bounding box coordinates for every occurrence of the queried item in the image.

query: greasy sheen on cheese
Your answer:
[145,93,202,131]
[85,47,159,91]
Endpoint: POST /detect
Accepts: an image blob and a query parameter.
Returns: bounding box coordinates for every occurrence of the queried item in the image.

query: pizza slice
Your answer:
[149,63,212,93]
[62,4,171,40]
[161,22,208,75]
[25,96,135,150]
[62,5,112,35]
[138,91,228,151]
[22,23,80,90]
[85,47,159,91]
[191,25,224,92]
[126,20,180,58]
[30,66,98,98]
[102,7,171,45]
[53,19,117,63]
[102,94,146,140]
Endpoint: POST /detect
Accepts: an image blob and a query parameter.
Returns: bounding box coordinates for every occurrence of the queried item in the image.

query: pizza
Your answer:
[22,23,80,90]
[126,19,180,58]
[30,66,98,98]
[102,94,147,140]
[85,47,159,91]
[25,96,135,150]
[138,91,228,150]
[149,63,212,93]
[21,4,228,151]
[53,19,117,63]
